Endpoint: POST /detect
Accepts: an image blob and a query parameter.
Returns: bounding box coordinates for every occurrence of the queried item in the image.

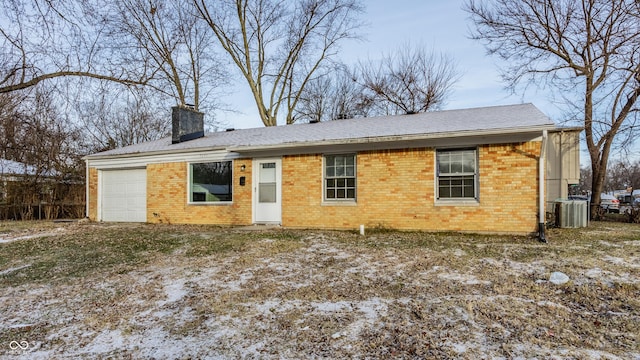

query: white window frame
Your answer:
[323,154,357,202]
[188,161,233,204]
[436,148,478,202]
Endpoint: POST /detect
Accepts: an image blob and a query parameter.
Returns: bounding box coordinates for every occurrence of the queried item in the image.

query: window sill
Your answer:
[435,199,479,207]
[322,200,357,206]
[187,201,233,206]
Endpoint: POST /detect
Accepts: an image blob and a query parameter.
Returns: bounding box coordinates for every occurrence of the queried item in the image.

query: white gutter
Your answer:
[539,129,548,242]
[86,149,238,170]
[82,145,228,161]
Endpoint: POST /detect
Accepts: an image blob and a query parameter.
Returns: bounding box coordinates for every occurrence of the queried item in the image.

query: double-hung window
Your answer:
[189,161,233,203]
[324,154,356,201]
[436,149,477,200]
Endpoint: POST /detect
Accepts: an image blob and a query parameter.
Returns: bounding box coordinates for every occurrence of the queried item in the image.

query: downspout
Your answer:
[85,159,90,219]
[559,131,564,199]
[539,130,548,243]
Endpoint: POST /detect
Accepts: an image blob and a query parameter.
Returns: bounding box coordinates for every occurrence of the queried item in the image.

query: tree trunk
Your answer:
[590,164,604,219]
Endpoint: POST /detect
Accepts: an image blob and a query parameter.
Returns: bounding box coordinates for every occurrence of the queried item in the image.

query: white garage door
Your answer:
[101,168,147,222]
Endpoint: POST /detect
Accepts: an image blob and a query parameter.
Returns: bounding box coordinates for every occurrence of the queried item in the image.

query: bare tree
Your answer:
[0,86,86,220]
[193,0,364,126]
[465,0,640,219]
[294,64,372,122]
[2,0,227,112]
[100,0,226,111]
[295,44,459,123]
[0,88,82,178]
[0,1,153,94]
[578,167,592,195]
[358,45,459,115]
[0,92,24,160]
[604,159,640,193]
[74,84,170,152]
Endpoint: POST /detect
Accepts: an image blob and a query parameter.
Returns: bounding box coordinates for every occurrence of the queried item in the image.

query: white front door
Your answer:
[253,158,282,223]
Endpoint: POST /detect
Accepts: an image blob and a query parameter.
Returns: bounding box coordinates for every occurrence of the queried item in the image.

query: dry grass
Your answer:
[1,221,639,359]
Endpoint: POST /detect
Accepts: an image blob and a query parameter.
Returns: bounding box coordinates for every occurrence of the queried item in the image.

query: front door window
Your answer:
[258,162,276,203]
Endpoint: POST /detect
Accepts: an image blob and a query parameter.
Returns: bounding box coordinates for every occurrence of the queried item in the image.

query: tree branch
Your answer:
[0,71,147,94]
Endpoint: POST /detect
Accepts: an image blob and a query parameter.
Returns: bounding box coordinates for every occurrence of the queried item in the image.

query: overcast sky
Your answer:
[215,0,559,130]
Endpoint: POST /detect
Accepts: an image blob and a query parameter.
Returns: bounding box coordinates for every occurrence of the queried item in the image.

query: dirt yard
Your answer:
[1,221,639,359]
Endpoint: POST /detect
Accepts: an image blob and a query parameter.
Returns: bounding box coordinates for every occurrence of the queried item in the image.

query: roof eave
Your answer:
[83,145,228,161]
[229,125,556,153]
[84,124,556,160]
[548,126,584,133]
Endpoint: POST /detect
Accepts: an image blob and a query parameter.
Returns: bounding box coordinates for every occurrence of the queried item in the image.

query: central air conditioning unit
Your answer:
[555,200,588,228]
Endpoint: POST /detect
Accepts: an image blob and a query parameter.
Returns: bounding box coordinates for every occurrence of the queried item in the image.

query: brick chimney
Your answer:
[172,106,204,144]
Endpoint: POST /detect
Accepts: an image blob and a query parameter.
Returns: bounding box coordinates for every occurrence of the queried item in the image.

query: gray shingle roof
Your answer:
[86,103,555,158]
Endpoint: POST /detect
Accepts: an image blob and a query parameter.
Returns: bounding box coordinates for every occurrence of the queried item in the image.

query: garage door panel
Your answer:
[127,197,145,211]
[126,182,142,194]
[101,169,147,222]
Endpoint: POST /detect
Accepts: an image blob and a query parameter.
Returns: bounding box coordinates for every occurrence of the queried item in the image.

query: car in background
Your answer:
[568,194,620,213]
[568,195,589,201]
[600,194,620,213]
[616,193,635,214]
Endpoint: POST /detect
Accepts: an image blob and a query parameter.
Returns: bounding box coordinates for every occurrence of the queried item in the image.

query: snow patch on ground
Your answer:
[437,271,491,285]
[479,257,547,276]
[0,232,54,243]
[577,267,640,286]
[2,230,639,359]
[161,280,187,305]
[450,248,467,257]
[0,227,67,243]
[0,264,31,276]
[599,240,623,248]
[603,255,640,268]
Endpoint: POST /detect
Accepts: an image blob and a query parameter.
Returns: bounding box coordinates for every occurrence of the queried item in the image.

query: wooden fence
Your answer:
[0,202,85,220]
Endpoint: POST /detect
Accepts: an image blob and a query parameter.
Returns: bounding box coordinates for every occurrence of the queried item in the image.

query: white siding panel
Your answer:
[101,169,147,222]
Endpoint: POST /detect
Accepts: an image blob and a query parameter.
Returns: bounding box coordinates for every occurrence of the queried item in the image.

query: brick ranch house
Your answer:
[84,103,580,237]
